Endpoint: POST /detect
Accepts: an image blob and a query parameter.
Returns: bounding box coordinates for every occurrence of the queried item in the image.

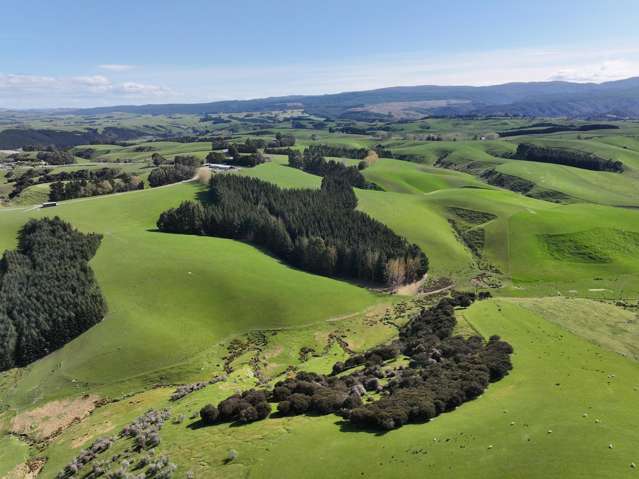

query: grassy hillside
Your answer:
[241,159,639,296]
[506,203,639,296]
[494,160,639,206]
[362,158,488,194]
[0,182,382,410]
[225,299,639,479]
[241,159,476,279]
[0,435,29,476]
[27,298,639,479]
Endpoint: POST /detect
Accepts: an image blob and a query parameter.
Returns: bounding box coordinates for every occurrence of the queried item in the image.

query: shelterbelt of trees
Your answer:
[197,293,513,431]
[288,148,380,190]
[0,217,107,371]
[515,143,624,172]
[148,155,202,187]
[7,167,143,201]
[49,168,144,201]
[157,175,427,285]
[498,123,619,137]
[301,143,371,160]
[209,132,296,152]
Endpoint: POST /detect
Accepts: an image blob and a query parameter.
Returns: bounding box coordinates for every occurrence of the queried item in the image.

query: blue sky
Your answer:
[2,0,639,108]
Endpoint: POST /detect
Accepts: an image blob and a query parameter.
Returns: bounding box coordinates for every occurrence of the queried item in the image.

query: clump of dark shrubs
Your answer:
[200,389,272,425]
[196,295,513,431]
[288,147,375,189]
[199,404,219,424]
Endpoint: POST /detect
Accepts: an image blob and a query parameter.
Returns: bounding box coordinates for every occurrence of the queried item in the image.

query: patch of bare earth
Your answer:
[10,394,100,443]
[395,276,426,296]
[4,457,46,479]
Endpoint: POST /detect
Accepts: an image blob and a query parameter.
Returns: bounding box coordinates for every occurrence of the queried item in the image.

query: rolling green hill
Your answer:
[0,182,382,411]
[24,298,639,479]
[242,158,639,296]
[2,116,639,479]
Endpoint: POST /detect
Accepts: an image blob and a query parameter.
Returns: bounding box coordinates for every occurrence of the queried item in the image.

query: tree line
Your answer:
[157,174,427,285]
[36,146,75,165]
[209,133,296,152]
[7,167,138,200]
[515,143,624,172]
[49,170,144,201]
[301,144,371,160]
[373,146,426,163]
[5,168,52,199]
[499,123,619,137]
[148,155,202,187]
[288,148,380,189]
[223,146,268,167]
[198,293,513,431]
[0,217,107,371]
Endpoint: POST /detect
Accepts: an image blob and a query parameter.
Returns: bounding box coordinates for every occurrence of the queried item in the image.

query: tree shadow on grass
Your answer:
[187,419,208,430]
[335,419,389,436]
[188,412,397,436]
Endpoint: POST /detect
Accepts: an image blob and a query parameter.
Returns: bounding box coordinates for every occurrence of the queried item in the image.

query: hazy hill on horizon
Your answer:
[59,76,639,119]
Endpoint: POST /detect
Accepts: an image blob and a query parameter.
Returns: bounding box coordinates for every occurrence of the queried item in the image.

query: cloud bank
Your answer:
[0,74,171,108]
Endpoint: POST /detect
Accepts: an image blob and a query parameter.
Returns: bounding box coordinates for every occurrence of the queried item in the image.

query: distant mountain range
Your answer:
[65,76,639,119]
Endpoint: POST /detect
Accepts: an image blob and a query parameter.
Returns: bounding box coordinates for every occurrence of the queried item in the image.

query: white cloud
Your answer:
[115,81,169,96]
[98,64,136,72]
[0,73,173,108]
[0,73,56,89]
[548,59,639,82]
[72,75,112,92]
